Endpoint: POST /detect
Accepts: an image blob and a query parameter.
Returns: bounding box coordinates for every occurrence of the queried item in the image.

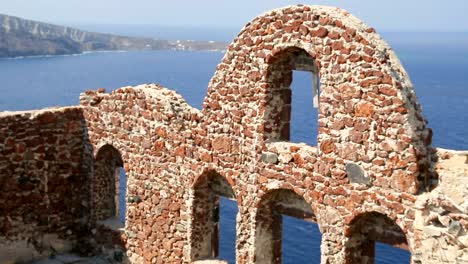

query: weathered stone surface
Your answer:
[261,152,279,164]
[448,220,462,235]
[346,163,371,186]
[412,149,468,263]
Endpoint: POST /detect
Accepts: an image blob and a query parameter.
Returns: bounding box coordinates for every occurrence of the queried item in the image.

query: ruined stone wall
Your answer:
[0,107,91,263]
[66,5,465,264]
[92,144,124,221]
[197,5,434,263]
[80,85,201,263]
[0,5,467,264]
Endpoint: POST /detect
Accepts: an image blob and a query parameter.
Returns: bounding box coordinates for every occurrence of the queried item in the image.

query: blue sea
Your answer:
[1,30,467,263]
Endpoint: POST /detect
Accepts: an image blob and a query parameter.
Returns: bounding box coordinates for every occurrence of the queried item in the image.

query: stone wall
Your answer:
[0,107,91,263]
[80,85,201,263]
[196,5,434,263]
[0,4,467,264]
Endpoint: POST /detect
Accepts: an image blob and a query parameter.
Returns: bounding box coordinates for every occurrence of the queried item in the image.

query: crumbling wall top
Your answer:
[80,84,200,119]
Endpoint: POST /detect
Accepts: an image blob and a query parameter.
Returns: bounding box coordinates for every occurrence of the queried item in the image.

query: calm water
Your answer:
[1,32,467,263]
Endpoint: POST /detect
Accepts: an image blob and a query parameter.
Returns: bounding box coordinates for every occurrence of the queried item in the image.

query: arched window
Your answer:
[254,189,321,263]
[345,212,411,264]
[92,144,126,227]
[265,47,320,146]
[191,171,238,263]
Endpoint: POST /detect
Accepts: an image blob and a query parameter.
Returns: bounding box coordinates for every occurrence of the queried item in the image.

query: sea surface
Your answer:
[1,30,467,263]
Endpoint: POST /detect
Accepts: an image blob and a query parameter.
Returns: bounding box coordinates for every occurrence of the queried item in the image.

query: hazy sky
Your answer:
[2,0,468,32]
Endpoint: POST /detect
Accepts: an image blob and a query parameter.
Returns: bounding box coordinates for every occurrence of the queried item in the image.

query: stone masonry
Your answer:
[0,5,467,264]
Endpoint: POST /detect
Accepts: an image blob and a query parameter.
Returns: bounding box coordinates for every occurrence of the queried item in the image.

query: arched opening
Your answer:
[92,144,126,228]
[254,189,321,264]
[265,47,320,146]
[345,212,411,264]
[191,171,238,263]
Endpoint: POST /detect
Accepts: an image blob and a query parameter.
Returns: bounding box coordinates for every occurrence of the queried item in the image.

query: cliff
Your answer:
[0,14,227,58]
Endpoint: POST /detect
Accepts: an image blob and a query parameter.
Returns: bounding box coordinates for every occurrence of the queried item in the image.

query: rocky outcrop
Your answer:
[0,14,227,58]
[413,149,468,263]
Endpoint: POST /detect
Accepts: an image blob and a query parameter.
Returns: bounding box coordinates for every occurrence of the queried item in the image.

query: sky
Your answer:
[1,0,468,32]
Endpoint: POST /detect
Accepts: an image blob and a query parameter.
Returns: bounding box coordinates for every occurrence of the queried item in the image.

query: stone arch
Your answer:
[254,188,317,264]
[92,144,125,222]
[190,170,237,262]
[202,5,434,193]
[344,211,410,264]
[264,45,320,144]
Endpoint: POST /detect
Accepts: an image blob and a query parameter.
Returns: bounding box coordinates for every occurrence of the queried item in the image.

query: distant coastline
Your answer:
[0,49,227,61]
[0,14,228,58]
[0,50,128,60]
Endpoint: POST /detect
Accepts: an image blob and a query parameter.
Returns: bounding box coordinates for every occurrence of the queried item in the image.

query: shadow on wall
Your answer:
[0,107,94,262]
[93,144,126,225]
